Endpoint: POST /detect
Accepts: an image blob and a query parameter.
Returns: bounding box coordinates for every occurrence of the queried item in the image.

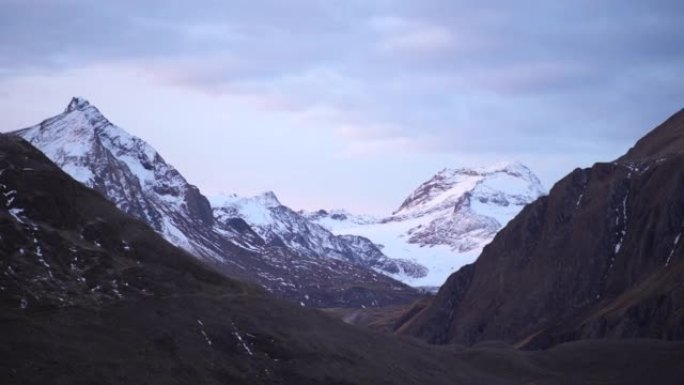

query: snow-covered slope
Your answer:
[308,163,545,288]
[211,192,426,279]
[15,97,261,259]
[13,97,422,307]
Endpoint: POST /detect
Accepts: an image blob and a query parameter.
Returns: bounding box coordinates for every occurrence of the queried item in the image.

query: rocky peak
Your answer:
[258,191,281,207]
[65,96,91,113]
[393,162,544,219]
[15,98,227,257]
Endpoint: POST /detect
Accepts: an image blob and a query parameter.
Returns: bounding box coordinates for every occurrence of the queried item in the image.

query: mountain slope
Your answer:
[2,133,684,385]
[13,98,421,307]
[309,162,545,287]
[211,192,426,279]
[397,109,684,349]
[14,97,261,260]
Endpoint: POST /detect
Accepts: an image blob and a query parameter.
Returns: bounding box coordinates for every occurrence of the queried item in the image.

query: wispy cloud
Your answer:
[370,16,455,55]
[1,0,683,187]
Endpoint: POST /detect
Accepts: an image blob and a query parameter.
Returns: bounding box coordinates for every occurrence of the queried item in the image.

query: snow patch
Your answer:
[614,192,629,255]
[666,233,681,267]
[231,322,254,356]
[8,208,25,223]
[197,319,212,346]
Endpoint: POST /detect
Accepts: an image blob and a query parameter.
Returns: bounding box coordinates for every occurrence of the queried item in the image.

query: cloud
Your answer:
[0,0,682,161]
[336,136,436,158]
[370,16,455,55]
[337,123,403,141]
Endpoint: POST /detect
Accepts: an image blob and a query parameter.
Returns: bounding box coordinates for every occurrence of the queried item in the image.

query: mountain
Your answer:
[13,97,421,308]
[14,97,261,260]
[2,132,684,385]
[211,192,426,279]
[307,162,545,288]
[397,108,684,349]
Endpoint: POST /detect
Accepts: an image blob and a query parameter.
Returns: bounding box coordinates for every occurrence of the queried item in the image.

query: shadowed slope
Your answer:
[398,108,684,349]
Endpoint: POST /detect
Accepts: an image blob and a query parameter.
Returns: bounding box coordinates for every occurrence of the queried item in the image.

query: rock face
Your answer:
[3,132,684,385]
[397,109,684,349]
[13,97,421,307]
[0,133,236,311]
[307,163,545,287]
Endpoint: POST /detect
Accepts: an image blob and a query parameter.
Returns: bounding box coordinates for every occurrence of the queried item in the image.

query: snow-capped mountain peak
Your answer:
[65,96,91,112]
[393,161,544,219]
[16,97,224,255]
[308,161,545,288]
[391,161,545,253]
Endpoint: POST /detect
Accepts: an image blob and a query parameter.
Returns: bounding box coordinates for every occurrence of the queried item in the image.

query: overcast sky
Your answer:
[1,1,683,214]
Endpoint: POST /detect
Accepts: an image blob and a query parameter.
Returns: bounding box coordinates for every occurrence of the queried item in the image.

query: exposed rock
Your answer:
[13,98,422,308]
[398,109,684,349]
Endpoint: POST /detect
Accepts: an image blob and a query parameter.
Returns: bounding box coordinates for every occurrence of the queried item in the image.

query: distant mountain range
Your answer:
[306,162,545,287]
[210,192,426,280]
[14,97,420,308]
[15,97,544,298]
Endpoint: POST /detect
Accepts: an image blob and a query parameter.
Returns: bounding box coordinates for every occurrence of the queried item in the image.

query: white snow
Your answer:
[16,99,209,258]
[231,322,254,356]
[323,216,480,287]
[312,162,545,287]
[4,190,16,206]
[210,192,281,227]
[196,319,213,346]
[614,192,629,255]
[8,208,24,223]
[160,216,193,252]
[666,233,681,267]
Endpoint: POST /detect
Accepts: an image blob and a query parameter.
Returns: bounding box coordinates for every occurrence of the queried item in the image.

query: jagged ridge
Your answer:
[211,192,427,279]
[13,98,422,307]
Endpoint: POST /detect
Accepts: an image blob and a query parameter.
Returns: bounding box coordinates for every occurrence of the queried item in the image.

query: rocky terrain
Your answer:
[13,98,421,308]
[397,108,684,349]
[211,192,425,279]
[308,162,545,287]
[2,132,684,385]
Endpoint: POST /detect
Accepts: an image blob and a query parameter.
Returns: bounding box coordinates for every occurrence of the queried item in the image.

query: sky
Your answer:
[0,1,683,214]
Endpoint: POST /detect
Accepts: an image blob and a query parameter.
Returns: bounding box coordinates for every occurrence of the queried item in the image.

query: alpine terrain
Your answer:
[13,98,421,308]
[211,192,426,280]
[397,108,684,349]
[2,132,684,384]
[308,162,545,288]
